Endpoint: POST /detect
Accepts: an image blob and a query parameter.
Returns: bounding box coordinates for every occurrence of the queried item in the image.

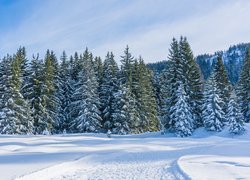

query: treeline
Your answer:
[196,43,250,84]
[0,37,249,136]
[158,37,249,136]
[0,46,158,135]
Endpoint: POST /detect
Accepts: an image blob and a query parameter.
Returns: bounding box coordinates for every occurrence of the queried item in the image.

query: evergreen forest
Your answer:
[0,37,249,136]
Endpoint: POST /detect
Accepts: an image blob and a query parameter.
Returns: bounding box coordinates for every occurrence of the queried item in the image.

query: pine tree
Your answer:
[158,68,171,131]
[0,55,18,134]
[15,47,31,100]
[179,37,203,127]
[28,55,46,134]
[119,46,141,133]
[69,49,102,133]
[120,45,134,86]
[236,48,250,122]
[170,83,193,137]
[0,54,33,134]
[213,56,231,102]
[112,84,135,134]
[71,52,80,81]
[161,38,183,130]
[93,56,103,86]
[228,91,245,134]
[213,56,232,115]
[11,51,33,133]
[129,59,141,132]
[136,57,159,132]
[100,52,119,131]
[151,71,164,118]
[41,50,61,133]
[58,51,73,132]
[202,73,225,131]
[161,37,203,133]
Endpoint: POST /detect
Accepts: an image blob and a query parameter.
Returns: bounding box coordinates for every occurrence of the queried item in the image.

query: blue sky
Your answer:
[1,0,250,62]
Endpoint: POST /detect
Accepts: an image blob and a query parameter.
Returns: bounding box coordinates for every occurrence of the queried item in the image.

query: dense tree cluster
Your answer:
[196,43,250,85]
[149,43,250,85]
[0,37,249,136]
[0,46,159,135]
[158,37,248,136]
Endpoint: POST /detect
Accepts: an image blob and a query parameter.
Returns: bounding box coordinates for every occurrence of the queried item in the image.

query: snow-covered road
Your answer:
[1,125,250,180]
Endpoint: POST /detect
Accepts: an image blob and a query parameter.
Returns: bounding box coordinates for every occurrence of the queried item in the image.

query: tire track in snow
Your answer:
[15,153,91,180]
[16,152,189,180]
[171,160,191,180]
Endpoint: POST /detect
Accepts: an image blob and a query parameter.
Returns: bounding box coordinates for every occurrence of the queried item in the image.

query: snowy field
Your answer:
[1,125,250,180]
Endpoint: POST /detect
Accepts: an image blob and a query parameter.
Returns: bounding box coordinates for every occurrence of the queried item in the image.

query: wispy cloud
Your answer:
[1,0,250,62]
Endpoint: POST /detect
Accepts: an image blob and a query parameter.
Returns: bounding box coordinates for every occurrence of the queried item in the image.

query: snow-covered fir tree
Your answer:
[179,37,203,127]
[236,49,250,122]
[135,57,159,132]
[0,54,33,134]
[41,50,61,134]
[70,52,81,82]
[160,37,202,131]
[93,56,103,86]
[158,67,172,131]
[100,52,119,131]
[163,38,183,130]
[16,47,31,100]
[130,59,142,132]
[202,73,225,132]
[151,71,164,115]
[28,55,46,134]
[0,55,18,134]
[170,83,194,137]
[69,49,102,133]
[228,90,245,134]
[213,56,232,121]
[111,84,135,134]
[58,51,74,132]
[119,46,141,133]
[120,45,134,86]
[11,51,33,134]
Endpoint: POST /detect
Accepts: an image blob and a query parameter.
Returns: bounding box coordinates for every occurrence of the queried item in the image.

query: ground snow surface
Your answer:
[1,125,250,180]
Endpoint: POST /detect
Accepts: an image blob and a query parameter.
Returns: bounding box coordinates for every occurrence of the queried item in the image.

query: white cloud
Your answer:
[93,0,250,62]
[1,0,250,63]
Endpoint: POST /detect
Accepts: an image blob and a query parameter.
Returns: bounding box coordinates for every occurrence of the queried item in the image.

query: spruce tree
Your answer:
[202,73,225,131]
[130,59,141,132]
[213,56,231,115]
[136,57,159,132]
[228,91,245,134]
[11,51,33,133]
[100,52,119,131]
[120,45,134,86]
[15,47,30,100]
[28,55,46,134]
[58,51,73,131]
[179,37,203,127]
[158,68,172,131]
[0,54,33,134]
[161,37,203,132]
[119,46,141,133]
[69,49,102,132]
[236,49,250,122]
[93,56,103,86]
[112,84,135,134]
[170,83,193,137]
[0,55,18,134]
[71,52,80,81]
[161,38,183,130]
[41,50,61,133]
